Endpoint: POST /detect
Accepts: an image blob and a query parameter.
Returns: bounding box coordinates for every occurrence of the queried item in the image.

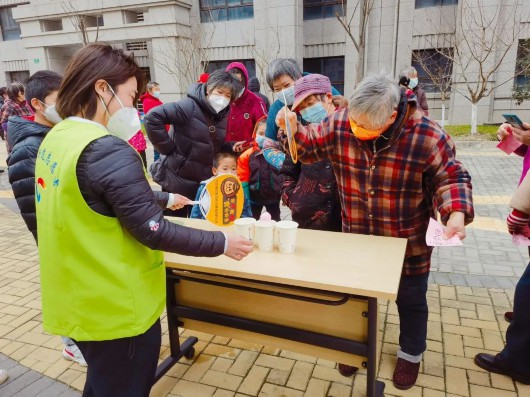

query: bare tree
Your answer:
[336,0,375,85]
[423,0,528,134]
[412,47,454,127]
[244,26,281,97]
[151,9,215,93]
[57,0,103,45]
[513,38,530,105]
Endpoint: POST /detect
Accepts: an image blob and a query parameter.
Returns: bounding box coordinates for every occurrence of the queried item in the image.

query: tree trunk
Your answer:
[356,44,365,85]
[470,102,478,135]
[441,103,446,128]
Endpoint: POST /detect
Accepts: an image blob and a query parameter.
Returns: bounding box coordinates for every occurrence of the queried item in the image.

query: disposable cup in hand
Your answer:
[234,218,256,241]
[275,221,299,253]
[255,220,275,252]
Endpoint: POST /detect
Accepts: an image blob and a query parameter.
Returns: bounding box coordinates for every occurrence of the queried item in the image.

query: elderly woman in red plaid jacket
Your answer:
[277,74,474,390]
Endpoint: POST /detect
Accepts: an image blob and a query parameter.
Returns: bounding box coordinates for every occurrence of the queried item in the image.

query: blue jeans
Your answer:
[396,272,429,356]
[499,262,530,376]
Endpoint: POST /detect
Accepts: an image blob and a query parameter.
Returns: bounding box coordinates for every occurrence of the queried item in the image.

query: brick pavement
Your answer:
[1,140,530,396]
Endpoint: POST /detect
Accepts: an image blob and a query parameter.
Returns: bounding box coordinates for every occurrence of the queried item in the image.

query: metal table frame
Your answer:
[155,267,385,397]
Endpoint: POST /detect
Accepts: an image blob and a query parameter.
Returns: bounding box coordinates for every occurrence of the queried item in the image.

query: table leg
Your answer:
[154,270,198,383]
[366,297,385,397]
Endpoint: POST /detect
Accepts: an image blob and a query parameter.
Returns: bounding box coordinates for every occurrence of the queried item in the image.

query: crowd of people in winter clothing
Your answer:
[2,43,529,395]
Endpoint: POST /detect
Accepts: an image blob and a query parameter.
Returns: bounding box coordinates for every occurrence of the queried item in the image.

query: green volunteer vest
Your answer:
[35,118,165,341]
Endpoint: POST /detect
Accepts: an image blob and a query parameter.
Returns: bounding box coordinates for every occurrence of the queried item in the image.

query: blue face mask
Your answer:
[275,86,295,105]
[300,102,328,124]
[256,135,266,147]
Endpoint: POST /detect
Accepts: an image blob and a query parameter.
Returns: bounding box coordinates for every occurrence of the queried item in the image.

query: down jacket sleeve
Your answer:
[77,135,225,256]
[144,101,192,155]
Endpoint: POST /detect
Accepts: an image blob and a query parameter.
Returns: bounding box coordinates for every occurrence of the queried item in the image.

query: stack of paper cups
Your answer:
[234,218,256,242]
[275,221,299,253]
[254,220,275,252]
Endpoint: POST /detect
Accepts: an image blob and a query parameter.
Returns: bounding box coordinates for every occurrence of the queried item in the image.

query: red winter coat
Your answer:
[140,92,169,132]
[225,62,267,144]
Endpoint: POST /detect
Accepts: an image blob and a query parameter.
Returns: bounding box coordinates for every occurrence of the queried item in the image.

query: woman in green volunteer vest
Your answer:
[35,43,253,397]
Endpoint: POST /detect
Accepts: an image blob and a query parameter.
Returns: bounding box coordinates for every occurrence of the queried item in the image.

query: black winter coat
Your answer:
[145,83,231,199]
[280,155,342,232]
[75,133,226,256]
[7,116,50,241]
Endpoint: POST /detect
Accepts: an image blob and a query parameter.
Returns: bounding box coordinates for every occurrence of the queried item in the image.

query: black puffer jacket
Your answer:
[75,133,225,255]
[7,116,50,241]
[145,83,231,199]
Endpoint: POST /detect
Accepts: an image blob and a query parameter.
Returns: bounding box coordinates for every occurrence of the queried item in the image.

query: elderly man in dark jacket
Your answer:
[145,70,241,214]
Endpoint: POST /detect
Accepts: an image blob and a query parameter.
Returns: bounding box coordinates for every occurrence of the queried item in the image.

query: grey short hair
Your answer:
[206,69,242,100]
[399,66,417,79]
[349,75,401,128]
[265,58,302,89]
[146,81,159,91]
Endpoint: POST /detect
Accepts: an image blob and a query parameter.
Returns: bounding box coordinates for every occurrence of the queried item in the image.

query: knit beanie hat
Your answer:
[292,74,332,111]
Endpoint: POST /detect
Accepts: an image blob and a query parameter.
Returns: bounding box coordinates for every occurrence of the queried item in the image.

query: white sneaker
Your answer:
[0,369,8,384]
[63,345,87,367]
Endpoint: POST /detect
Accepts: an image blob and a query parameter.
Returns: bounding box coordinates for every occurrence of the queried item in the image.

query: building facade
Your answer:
[0,0,528,125]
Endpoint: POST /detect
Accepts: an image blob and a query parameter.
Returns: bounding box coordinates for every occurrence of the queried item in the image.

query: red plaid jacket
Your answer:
[291,108,474,275]
[0,99,33,125]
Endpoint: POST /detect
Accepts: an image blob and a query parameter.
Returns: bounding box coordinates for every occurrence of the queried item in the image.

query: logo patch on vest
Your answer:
[149,220,160,232]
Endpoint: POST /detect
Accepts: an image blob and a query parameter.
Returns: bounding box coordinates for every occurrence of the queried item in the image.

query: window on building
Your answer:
[81,15,103,28]
[123,10,145,24]
[411,48,453,93]
[7,70,30,84]
[304,0,345,20]
[0,7,21,41]
[41,19,63,32]
[515,39,530,88]
[303,56,345,94]
[415,0,458,9]
[200,0,254,23]
[206,59,256,79]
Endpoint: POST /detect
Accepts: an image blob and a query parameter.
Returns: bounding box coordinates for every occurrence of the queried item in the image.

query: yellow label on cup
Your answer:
[202,174,244,226]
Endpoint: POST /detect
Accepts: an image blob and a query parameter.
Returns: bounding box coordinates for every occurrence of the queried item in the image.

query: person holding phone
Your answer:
[497,115,530,324]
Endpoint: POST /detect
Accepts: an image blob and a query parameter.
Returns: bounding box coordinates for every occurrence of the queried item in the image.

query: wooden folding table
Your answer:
[156,218,407,397]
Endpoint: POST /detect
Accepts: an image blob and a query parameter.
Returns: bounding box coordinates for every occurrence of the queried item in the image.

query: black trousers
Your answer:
[75,319,161,397]
[499,262,530,376]
[396,272,430,356]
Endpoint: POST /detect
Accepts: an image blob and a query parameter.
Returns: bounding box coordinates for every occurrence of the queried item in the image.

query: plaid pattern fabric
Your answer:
[0,99,33,125]
[291,108,474,275]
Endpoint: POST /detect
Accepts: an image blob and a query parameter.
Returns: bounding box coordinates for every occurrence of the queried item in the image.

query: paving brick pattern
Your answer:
[1,140,530,396]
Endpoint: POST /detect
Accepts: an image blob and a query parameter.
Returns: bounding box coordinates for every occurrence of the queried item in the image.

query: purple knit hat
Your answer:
[292,74,332,111]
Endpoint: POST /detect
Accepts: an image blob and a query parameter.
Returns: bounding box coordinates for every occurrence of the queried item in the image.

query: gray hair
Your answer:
[206,69,242,100]
[399,66,417,80]
[146,81,159,92]
[349,75,401,128]
[265,58,302,89]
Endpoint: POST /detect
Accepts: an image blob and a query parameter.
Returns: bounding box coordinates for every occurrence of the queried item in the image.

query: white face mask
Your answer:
[100,83,141,142]
[153,91,161,99]
[39,101,63,125]
[409,78,418,89]
[237,87,245,99]
[208,94,230,113]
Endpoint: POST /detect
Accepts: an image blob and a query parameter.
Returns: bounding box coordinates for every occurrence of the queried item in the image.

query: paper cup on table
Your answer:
[275,221,299,253]
[254,220,275,252]
[234,218,256,242]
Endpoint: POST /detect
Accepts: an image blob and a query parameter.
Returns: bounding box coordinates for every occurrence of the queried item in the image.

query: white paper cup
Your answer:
[254,220,275,252]
[275,220,299,254]
[234,218,256,241]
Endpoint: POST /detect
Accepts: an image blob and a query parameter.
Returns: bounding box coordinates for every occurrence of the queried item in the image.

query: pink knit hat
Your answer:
[291,74,332,111]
